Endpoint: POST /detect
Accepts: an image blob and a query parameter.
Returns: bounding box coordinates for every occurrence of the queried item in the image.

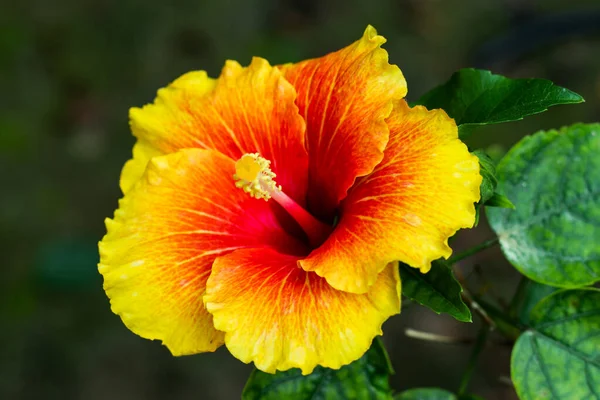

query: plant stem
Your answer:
[454,269,524,339]
[457,326,489,396]
[404,328,474,344]
[474,296,524,339]
[508,276,530,315]
[461,290,496,328]
[448,237,499,264]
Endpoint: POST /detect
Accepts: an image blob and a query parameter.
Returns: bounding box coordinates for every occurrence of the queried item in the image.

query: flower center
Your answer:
[234,153,280,200]
[234,153,332,247]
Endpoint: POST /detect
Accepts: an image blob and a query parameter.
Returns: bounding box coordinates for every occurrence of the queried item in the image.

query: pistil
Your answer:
[234,153,332,247]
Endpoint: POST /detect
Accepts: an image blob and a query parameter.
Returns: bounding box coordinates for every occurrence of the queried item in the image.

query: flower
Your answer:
[98,26,481,375]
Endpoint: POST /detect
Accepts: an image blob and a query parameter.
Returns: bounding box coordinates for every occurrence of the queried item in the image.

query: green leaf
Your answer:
[417,69,583,137]
[472,150,514,224]
[395,389,483,400]
[399,261,472,323]
[511,289,600,400]
[485,193,515,209]
[395,388,457,400]
[488,123,600,288]
[242,338,393,400]
[473,150,497,204]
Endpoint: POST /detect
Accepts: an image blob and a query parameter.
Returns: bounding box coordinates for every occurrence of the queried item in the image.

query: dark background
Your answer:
[2,0,599,399]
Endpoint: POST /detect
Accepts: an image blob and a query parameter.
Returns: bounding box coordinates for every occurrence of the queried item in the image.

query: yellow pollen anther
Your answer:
[233,153,280,200]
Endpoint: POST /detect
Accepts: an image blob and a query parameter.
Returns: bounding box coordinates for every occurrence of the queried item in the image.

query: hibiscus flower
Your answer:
[98,26,481,374]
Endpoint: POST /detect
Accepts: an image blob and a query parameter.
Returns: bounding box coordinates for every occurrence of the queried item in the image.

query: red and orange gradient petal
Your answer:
[123,58,308,206]
[99,149,306,356]
[280,25,407,221]
[204,248,400,374]
[300,101,481,293]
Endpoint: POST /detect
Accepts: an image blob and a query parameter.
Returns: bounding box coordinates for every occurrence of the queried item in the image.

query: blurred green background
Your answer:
[1,0,599,399]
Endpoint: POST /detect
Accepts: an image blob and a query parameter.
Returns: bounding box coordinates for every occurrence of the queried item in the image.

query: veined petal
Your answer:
[204,248,400,375]
[99,149,306,355]
[300,101,481,293]
[280,25,407,221]
[124,59,308,206]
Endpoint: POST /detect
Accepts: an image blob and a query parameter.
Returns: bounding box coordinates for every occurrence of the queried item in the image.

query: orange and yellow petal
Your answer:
[122,71,216,193]
[120,139,163,194]
[124,58,308,205]
[300,101,481,293]
[204,248,401,375]
[99,149,306,355]
[280,25,407,221]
